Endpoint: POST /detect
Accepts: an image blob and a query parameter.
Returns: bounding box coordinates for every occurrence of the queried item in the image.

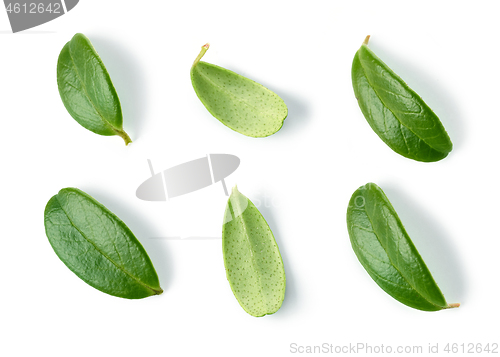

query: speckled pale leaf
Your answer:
[346,183,459,311]
[352,36,452,162]
[57,33,131,145]
[44,188,162,299]
[222,186,286,316]
[191,45,287,137]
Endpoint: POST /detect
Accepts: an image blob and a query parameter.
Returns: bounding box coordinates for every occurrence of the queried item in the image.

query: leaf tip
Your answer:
[363,35,371,46]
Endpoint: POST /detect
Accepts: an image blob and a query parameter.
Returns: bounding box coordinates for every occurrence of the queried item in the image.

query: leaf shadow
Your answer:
[90,36,149,141]
[82,186,173,292]
[274,89,311,137]
[252,194,298,316]
[221,64,312,137]
[382,184,467,304]
[369,43,466,152]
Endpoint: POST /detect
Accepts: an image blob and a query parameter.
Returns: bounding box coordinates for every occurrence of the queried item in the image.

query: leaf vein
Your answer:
[358,200,444,310]
[55,194,160,294]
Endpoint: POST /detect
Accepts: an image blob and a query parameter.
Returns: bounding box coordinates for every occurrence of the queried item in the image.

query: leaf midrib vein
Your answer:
[354,202,444,310]
[231,199,270,313]
[358,54,444,155]
[56,194,160,294]
[68,47,121,135]
[351,236,416,291]
[195,67,272,118]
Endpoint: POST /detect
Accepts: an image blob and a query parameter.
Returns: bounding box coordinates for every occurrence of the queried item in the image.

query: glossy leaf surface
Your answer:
[352,36,452,162]
[57,33,131,145]
[44,188,162,299]
[222,186,286,316]
[346,183,459,311]
[191,44,288,137]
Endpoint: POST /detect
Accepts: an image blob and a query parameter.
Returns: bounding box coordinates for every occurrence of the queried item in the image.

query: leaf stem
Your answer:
[117,129,132,146]
[153,287,163,295]
[363,35,370,46]
[192,43,210,67]
[446,303,460,309]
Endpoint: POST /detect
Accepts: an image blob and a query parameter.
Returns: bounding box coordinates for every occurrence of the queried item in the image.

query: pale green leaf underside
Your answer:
[44,188,162,299]
[346,183,454,311]
[191,62,287,137]
[352,44,452,162]
[222,187,286,316]
[57,33,130,144]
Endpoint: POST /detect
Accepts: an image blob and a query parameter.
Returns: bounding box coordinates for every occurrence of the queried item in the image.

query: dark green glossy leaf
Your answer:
[352,36,452,162]
[44,188,162,299]
[57,33,131,145]
[191,44,288,137]
[222,186,286,316]
[346,183,459,311]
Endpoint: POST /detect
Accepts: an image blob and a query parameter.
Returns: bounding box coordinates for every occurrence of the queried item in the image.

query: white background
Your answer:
[1,1,499,356]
